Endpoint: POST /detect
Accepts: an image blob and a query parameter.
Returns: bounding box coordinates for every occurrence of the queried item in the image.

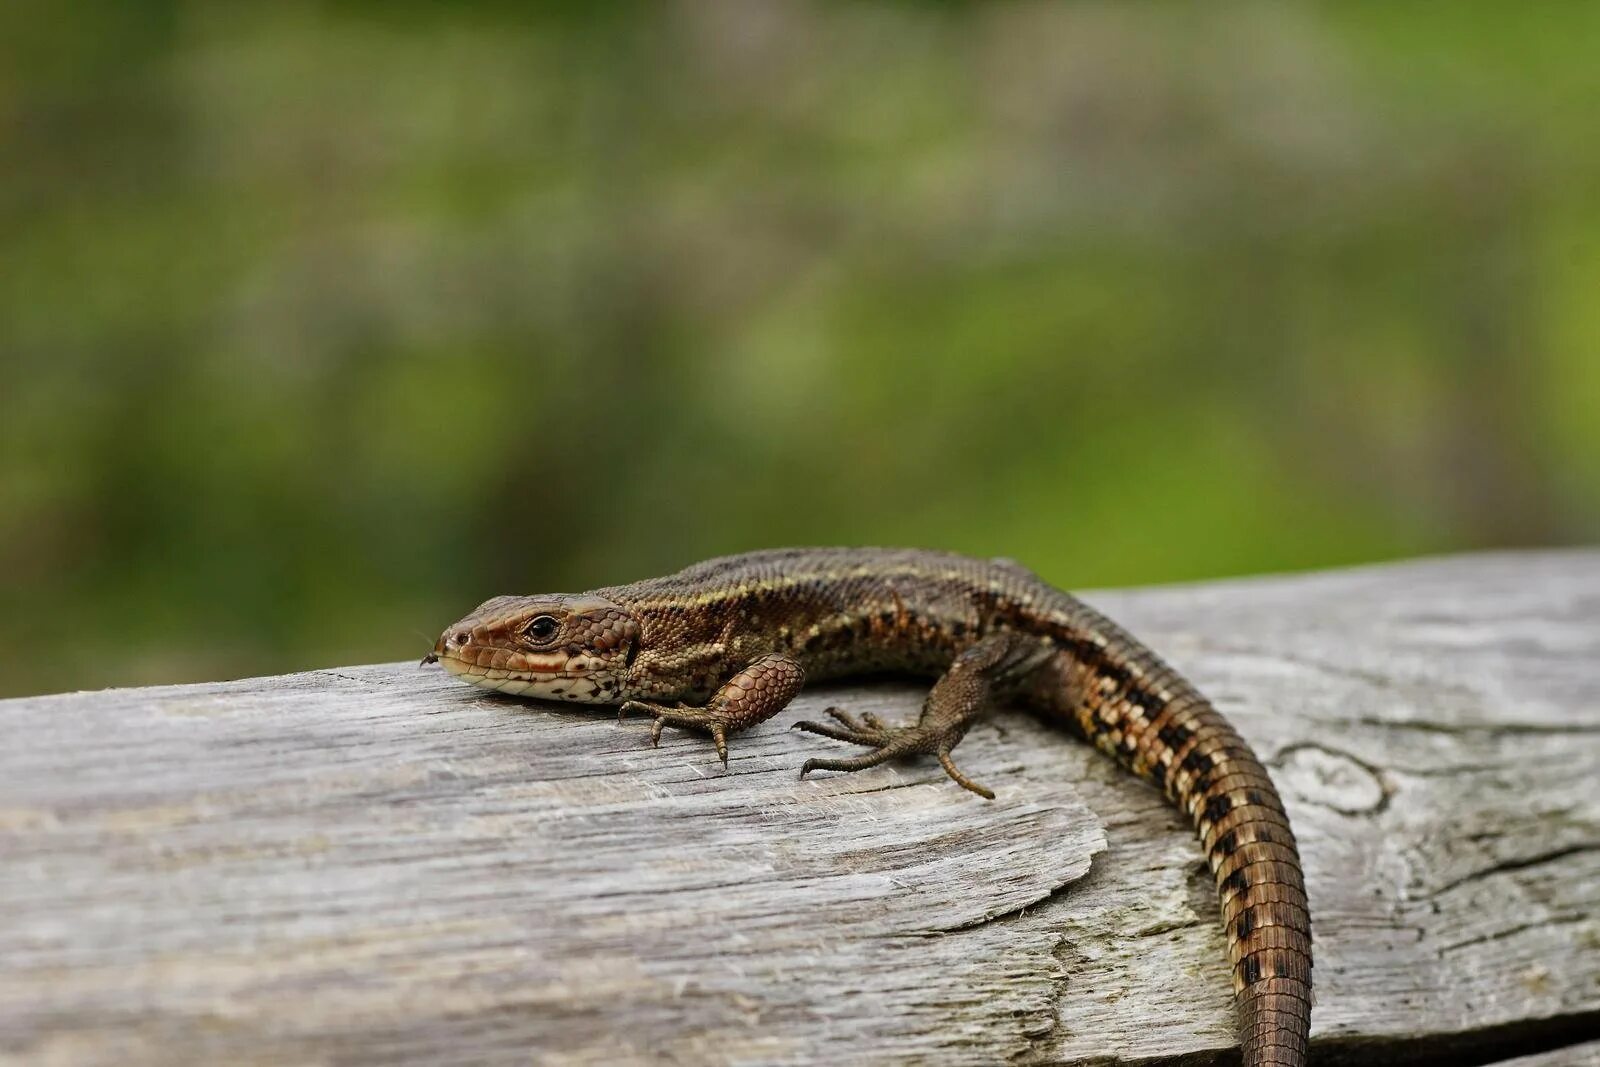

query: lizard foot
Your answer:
[618,654,806,771]
[620,701,736,767]
[792,707,994,799]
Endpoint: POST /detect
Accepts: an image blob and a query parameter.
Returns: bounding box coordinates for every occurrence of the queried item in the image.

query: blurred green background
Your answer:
[2,2,1597,698]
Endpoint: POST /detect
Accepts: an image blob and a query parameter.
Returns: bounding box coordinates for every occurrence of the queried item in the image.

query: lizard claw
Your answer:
[935,747,994,800]
[622,701,734,767]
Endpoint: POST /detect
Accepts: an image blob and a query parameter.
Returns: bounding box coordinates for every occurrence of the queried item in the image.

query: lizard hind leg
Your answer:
[795,633,1044,799]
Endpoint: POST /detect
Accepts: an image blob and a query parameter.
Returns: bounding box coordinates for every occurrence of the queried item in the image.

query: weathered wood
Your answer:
[1,552,1596,1066]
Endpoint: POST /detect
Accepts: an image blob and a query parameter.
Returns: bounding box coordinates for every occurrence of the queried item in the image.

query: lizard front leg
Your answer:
[621,653,804,767]
[794,633,1050,799]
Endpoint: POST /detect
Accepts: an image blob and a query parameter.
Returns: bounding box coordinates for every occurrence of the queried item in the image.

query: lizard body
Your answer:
[429,547,1312,1066]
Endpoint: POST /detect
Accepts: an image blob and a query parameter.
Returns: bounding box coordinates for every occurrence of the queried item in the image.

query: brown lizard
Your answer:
[426,547,1312,1066]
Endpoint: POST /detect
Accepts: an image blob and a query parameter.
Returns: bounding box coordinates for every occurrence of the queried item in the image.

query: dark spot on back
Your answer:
[1128,687,1165,712]
[1097,662,1131,688]
[1158,721,1193,749]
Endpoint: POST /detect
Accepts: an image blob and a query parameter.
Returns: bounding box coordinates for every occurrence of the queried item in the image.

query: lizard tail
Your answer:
[1170,700,1312,1067]
[1043,628,1314,1067]
[1238,977,1313,1066]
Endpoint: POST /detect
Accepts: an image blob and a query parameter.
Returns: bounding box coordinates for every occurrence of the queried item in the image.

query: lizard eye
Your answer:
[524,615,560,642]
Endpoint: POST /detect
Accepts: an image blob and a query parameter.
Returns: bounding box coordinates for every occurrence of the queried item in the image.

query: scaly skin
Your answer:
[428,547,1312,1066]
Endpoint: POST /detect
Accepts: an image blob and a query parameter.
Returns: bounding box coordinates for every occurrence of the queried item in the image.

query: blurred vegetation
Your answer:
[1,2,1597,697]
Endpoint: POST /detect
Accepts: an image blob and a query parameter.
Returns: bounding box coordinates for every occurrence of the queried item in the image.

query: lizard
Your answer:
[424,547,1312,1067]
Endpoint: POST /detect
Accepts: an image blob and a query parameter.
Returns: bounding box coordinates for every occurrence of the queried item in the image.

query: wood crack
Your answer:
[1429,843,1600,898]
[1438,913,1588,956]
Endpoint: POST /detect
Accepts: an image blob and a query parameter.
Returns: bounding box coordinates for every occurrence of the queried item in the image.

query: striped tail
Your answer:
[1178,708,1313,1067]
[1046,627,1313,1067]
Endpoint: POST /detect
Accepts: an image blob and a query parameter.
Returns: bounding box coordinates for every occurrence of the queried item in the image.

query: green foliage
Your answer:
[1,3,1596,695]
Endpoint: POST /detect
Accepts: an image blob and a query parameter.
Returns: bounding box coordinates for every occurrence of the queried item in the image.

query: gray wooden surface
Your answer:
[2,552,1597,1066]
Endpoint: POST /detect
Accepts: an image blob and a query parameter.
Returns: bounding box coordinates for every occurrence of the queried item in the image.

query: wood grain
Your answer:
[2,552,1596,1066]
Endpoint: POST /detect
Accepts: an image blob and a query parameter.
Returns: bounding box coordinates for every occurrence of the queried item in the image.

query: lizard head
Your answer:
[426,593,640,703]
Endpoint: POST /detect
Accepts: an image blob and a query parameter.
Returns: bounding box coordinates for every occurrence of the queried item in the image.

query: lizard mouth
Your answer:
[432,649,618,702]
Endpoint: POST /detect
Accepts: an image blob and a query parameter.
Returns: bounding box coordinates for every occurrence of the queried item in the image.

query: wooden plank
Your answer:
[1,551,1596,1065]
[1493,1040,1600,1066]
